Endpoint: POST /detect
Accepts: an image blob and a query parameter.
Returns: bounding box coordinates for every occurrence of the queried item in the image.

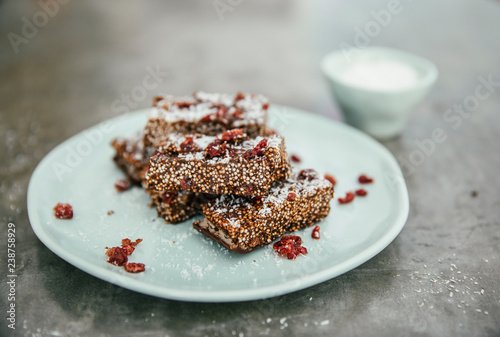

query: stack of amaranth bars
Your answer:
[112,92,334,254]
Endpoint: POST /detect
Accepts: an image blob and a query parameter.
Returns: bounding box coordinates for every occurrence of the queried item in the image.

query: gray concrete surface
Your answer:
[0,0,499,336]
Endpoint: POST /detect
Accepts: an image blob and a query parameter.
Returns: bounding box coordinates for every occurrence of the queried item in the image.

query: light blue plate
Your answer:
[27,106,409,302]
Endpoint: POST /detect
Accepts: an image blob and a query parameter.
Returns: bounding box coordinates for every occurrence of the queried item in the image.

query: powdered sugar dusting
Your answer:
[211,168,332,217]
[156,133,283,164]
[150,91,267,124]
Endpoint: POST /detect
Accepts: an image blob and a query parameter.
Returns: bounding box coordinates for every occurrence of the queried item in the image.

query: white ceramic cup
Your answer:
[321,47,438,140]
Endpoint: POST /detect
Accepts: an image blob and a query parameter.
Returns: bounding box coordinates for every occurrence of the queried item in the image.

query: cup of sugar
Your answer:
[321,47,438,140]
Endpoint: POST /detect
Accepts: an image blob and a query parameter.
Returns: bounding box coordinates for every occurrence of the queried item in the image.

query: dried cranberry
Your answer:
[338,191,355,204]
[200,114,214,122]
[115,179,131,192]
[218,129,243,142]
[180,177,193,190]
[273,235,308,260]
[205,138,227,158]
[243,139,268,159]
[324,174,336,186]
[242,184,254,195]
[298,169,317,181]
[174,101,194,109]
[235,92,246,101]
[124,262,145,273]
[249,195,263,202]
[312,225,320,239]
[232,109,243,119]
[262,103,269,110]
[161,190,178,204]
[105,247,128,266]
[287,192,297,201]
[206,144,220,158]
[216,106,228,119]
[355,189,367,196]
[121,244,135,256]
[54,203,73,219]
[254,139,267,156]
[180,137,198,153]
[358,174,374,184]
[105,238,143,268]
[297,246,308,254]
[124,238,142,247]
[290,154,301,163]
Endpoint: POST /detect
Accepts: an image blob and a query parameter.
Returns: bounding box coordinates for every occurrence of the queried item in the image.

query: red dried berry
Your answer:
[216,106,228,119]
[338,191,355,204]
[273,235,308,260]
[54,203,73,219]
[180,137,198,153]
[200,114,214,122]
[231,109,243,119]
[174,101,194,109]
[105,247,128,266]
[121,244,135,255]
[205,138,227,158]
[218,142,228,156]
[242,184,254,195]
[122,238,142,247]
[290,154,301,163]
[312,225,320,239]
[161,191,178,204]
[253,139,268,156]
[287,192,297,201]
[234,92,246,101]
[206,144,220,158]
[298,169,317,181]
[250,195,263,202]
[124,262,145,273]
[355,189,367,196]
[262,103,269,110]
[105,238,144,269]
[358,174,374,184]
[324,174,337,186]
[115,179,131,192]
[218,129,243,142]
[243,139,268,159]
[180,177,193,190]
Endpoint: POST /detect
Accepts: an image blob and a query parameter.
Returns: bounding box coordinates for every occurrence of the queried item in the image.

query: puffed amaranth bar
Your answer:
[146,129,291,197]
[193,169,334,254]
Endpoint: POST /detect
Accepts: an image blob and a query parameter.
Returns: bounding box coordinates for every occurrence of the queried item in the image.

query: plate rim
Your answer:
[27,106,409,302]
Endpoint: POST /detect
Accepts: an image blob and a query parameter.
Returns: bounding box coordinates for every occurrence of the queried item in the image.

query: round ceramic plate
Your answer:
[27,106,409,302]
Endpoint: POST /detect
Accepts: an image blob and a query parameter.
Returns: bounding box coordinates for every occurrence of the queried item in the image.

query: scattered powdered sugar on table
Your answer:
[404,257,494,315]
